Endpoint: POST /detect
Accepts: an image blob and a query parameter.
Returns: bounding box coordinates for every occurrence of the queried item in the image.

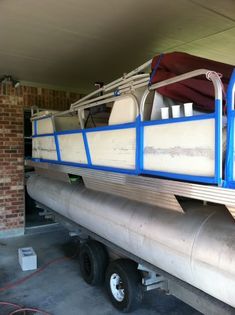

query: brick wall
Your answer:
[0,83,82,236]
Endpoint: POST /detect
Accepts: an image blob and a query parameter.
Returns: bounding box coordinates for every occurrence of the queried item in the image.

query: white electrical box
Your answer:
[18,247,37,271]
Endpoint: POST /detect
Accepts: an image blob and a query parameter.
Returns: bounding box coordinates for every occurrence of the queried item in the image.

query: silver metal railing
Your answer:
[70,60,152,109]
[31,63,224,134]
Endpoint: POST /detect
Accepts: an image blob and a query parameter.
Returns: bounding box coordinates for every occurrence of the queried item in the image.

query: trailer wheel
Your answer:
[79,240,108,286]
[105,259,143,312]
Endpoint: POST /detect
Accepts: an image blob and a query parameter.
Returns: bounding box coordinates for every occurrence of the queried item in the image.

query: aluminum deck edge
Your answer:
[26,160,235,218]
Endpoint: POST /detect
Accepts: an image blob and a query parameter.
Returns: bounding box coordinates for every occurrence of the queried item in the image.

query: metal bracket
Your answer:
[138,264,167,291]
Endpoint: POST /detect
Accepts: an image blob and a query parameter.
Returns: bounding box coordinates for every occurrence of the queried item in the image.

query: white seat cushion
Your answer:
[108,95,138,125]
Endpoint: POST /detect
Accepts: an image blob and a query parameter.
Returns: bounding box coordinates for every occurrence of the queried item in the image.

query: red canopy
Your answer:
[151,52,234,112]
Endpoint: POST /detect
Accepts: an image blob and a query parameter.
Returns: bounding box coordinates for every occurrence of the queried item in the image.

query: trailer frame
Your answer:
[36,202,235,315]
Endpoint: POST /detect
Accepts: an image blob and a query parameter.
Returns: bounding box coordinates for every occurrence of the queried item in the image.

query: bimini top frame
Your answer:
[31,69,223,129]
[31,59,152,121]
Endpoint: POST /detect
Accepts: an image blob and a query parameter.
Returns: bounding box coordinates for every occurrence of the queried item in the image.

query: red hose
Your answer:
[0,301,51,314]
[0,256,68,293]
[8,307,51,315]
[0,248,79,314]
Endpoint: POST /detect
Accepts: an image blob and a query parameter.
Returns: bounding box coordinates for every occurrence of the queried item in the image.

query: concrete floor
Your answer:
[0,228,201,315]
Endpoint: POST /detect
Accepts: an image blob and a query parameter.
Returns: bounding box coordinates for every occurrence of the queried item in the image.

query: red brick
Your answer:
[0,84,81,232]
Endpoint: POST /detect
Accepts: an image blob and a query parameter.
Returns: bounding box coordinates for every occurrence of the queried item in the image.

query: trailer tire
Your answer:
[79,240,108,286]
[105,259,143,313]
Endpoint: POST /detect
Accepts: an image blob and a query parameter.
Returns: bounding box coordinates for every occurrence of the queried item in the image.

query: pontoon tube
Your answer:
[27,175,235,308]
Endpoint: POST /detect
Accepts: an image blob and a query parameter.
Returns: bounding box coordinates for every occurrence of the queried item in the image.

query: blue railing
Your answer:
[31,70,235,187]
[225,69,235,188]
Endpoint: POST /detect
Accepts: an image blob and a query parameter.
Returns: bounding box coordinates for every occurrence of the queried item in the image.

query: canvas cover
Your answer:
[151,52,234,112]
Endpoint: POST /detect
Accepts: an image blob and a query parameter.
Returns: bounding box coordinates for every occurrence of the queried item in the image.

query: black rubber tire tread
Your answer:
[105,259,143,313]
[79,240,108,286]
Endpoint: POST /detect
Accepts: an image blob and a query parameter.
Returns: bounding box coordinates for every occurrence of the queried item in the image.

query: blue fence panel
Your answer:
[224,69,235,188]
[31,97,225,187]
[84,121,138,174]
[140,109,221,185]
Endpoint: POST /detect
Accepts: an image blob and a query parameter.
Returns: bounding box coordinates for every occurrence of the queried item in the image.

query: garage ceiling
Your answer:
[0,0,235,92]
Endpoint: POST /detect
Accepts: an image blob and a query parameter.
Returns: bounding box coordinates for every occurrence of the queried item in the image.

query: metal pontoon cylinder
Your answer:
[27,175,235,308]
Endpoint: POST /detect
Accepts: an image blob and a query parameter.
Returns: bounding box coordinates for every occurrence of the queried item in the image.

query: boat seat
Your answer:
[108,95,138,125]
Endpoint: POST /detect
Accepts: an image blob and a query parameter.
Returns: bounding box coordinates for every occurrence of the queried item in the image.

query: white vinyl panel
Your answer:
[87,128,136,169]
[32,138,39,158]
[32,136,57,160]
[58,133,87,164]
[144,119,215,176]
[32,122,35,136]
[37,118,54,134]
